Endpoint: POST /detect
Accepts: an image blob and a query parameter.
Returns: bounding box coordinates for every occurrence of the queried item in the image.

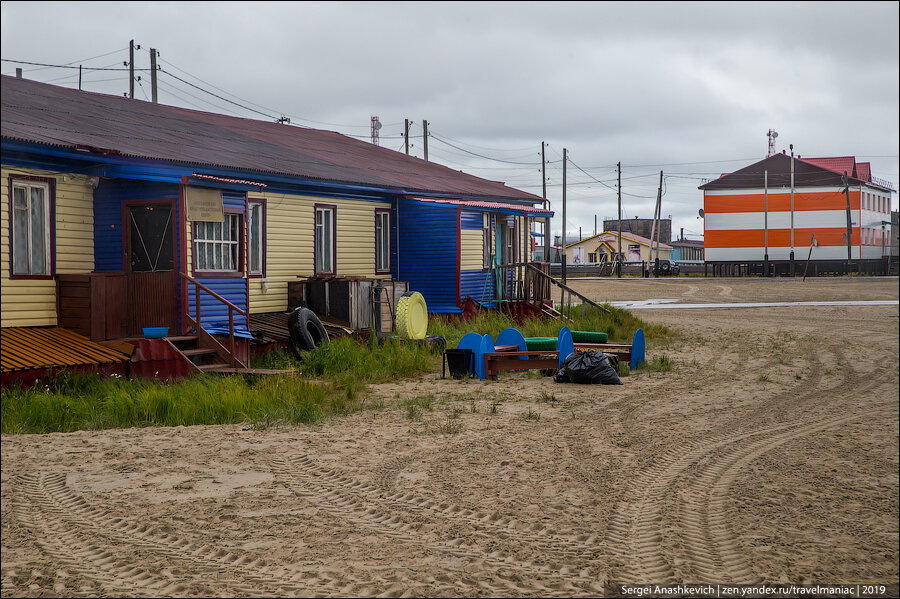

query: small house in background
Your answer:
[669,238,704,262]
[1,75,551,380]
[563,231,673,265]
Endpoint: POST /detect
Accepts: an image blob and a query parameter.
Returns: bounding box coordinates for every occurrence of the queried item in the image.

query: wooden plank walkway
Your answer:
[1,327,132,373]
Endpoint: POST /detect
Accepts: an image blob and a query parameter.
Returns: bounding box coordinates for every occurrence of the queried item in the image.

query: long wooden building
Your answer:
[1,75,551,378]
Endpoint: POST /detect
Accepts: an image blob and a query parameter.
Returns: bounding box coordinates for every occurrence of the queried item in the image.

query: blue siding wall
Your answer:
[460,210,483,230]
[223,190,245,212]
[395,200,459,313]
[460,269,496,304]
[93,179,180,272]
[187,277,250,332]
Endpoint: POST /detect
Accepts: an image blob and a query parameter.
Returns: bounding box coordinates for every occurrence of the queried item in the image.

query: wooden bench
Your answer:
[574,343,632,366]
[484,344,633,380]
[484,351,560,380]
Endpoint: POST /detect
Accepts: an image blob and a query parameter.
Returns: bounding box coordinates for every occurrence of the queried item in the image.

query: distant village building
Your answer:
[699,153,894,264]
[603,217,671,244]
[564,231,672,264]
[669,238,704,262]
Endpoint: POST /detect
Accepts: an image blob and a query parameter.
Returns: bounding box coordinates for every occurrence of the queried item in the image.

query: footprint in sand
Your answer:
[718,285,733,297]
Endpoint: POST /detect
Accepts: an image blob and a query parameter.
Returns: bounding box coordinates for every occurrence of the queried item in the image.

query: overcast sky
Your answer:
[3,1,898,243]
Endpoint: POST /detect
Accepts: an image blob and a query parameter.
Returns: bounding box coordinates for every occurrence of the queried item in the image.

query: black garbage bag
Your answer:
[554,351,623,385]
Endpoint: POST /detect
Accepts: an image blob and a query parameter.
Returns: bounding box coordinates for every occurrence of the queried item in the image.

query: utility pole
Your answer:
[617,161,622,277]
[790,144,795,276]
[562,148,567,284]
[764,169,769,276]
[404,119,410,155]
[594,215,597,236]
[649,171,663,276]
[129,40,135,99]
[422,120,429,161]
[150,48,158,103]
[78,65,82,90]
[542,142,550,264]
[842,172,853,272]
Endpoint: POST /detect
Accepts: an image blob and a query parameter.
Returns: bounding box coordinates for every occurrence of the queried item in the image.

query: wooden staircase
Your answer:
[177,273,295,376]
[168,334,231,373]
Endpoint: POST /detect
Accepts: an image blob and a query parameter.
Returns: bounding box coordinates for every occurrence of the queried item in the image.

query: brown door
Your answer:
[125,202,178,336]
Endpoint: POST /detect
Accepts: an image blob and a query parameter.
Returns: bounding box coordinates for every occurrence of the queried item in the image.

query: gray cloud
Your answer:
[3,0,897,242]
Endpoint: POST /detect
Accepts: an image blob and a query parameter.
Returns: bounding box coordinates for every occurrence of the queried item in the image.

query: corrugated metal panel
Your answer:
[2,76,544,204]
[1,327,130,373]
[460,269,495,304]
[186,277,250,332]
[93,179,180,272]
[460,209,483,230]
[408,196,552,216]
[395,200,459,312]
[222,190,246,212]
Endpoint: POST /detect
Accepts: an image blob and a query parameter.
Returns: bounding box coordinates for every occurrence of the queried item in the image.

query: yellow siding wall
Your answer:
[460,229,483,271]
[248,193,390,313]
[1,166,94,327]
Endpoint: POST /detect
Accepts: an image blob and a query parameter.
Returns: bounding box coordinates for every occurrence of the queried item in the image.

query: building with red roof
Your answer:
[699,152,894,270]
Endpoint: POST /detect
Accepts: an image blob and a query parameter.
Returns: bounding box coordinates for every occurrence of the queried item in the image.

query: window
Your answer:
[375,209,390,274]
[315,205,335,274]
[194,213,241,273]
[10,178,52,277]
[248,200,265,276]
[483,213,492,268]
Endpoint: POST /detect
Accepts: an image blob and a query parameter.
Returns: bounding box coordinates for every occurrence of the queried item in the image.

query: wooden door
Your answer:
[125,202,178,336]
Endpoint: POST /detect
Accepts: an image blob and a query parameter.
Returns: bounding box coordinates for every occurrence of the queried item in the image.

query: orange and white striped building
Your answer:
[700,153,894,262]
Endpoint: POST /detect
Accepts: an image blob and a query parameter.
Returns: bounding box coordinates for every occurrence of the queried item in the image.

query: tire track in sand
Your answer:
[606,352,894,585]
[270,453,604,597]
[11,472,359,597]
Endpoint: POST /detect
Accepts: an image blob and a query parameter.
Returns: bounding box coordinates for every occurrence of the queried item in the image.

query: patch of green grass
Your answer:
[538,391,558,404]
[1,371,348,434]
[634,354,674,373]
[428,304,672,349]
[521,408,541,421]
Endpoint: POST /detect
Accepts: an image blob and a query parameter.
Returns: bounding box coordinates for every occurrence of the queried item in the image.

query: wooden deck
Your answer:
[1,327,132,374]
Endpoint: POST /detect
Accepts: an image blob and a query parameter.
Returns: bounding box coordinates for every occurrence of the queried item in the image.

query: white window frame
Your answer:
[11,179,51,276]
[483,213,492,268]
[315,205,335,274]
[248,201,264,276]
[375,209,390,274]
[194,213,241,273]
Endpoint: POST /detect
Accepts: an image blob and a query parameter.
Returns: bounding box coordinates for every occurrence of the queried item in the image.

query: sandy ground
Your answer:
[2,277,898,597]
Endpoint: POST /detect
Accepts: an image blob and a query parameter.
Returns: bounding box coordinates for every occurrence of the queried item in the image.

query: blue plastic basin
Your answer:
[143,327,169,339]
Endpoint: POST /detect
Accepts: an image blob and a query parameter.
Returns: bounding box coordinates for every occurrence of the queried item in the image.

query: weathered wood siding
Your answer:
[248,193,390,314]
[1,166,94,327]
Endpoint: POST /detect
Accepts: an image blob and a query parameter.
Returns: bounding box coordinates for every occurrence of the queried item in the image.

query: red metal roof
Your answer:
[799,156,858,178]
[189,173,267,189]
[565,230,673,250]
[1,75,543,204]
[407,196,553,216]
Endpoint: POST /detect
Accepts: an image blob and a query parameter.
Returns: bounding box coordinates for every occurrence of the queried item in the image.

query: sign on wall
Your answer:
[185,186,224,222]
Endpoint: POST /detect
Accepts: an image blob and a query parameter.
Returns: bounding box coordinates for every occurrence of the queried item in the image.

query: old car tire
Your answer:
[288,307,329,353]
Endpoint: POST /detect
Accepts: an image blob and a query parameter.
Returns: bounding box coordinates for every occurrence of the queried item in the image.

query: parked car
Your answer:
[654,259,680,276]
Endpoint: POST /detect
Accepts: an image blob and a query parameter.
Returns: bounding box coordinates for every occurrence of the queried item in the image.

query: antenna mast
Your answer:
[767,129,779,157]
[371,116,382,145]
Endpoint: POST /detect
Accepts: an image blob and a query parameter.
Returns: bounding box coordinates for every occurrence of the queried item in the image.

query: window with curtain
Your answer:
[248,201,265,275]
[194,213,241,272]
[11,179,51,276]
